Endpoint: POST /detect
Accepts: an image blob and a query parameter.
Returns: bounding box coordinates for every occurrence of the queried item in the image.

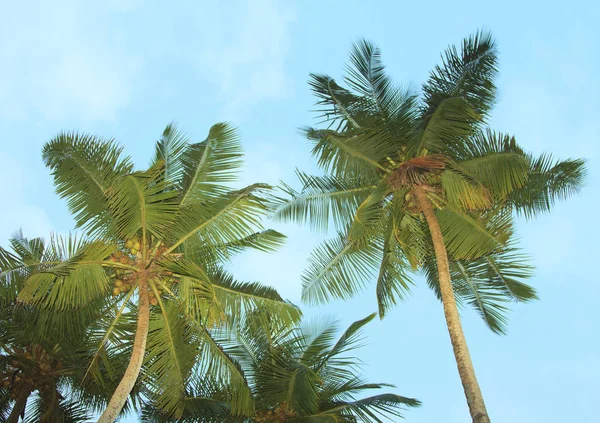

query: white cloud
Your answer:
[0,0,141,122]
[0,153,54,245]
[196,0,295,118]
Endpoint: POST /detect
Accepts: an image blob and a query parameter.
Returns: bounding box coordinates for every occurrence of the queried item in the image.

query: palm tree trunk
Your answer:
[8,381,33,423]
[97,273,150,423]
[414,186,491,423]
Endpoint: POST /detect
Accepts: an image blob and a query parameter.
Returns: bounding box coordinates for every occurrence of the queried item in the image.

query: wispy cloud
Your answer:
[0,0,141,122]
[195,0,295,118]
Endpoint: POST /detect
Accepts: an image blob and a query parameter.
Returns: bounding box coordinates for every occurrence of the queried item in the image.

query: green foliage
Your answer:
[3,123,298,420]
[150,313,419,422]
[278,30,585,331]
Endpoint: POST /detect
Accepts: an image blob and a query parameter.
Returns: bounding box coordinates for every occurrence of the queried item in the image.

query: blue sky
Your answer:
[1,0,598,422]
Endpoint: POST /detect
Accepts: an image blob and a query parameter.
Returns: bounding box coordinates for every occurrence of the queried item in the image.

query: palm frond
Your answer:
[143,298,199,418]
[436,206,509,260]
[179,123,243,206]
[305,128,391,178]
[18,237,116,311]
[301,234,380,305]
[510,154,586,218]
[275,171,376,233]
[42,132,134,235]
[209,269,301,325]
[152,123,189,184]
[375,214,414,318]
[317,392,420,422]
[107,165,180,242]
[168,184,274,255]
[344,39,407,119]
[423,30,498,119]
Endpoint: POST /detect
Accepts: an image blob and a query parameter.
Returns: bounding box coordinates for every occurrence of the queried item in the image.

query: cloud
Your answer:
[0,153,54,245]
[195,0,295,118]
[0,0,141,122]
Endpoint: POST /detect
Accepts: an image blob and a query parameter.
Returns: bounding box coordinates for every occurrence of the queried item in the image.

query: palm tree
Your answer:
[275,32,585,423]
[0,231,100,422]
[144,312,420,422]
[11,124,300,422]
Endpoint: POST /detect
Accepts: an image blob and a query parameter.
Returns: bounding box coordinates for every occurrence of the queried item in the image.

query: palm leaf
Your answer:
[179,123,243,206]
[301,234,380,305]
[275,171,376,233]
[152,123,190,184]
[422,30,498,118]
[42,133,134,235]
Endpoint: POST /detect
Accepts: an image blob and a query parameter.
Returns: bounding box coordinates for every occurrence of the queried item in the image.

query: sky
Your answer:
[0,0,598,422]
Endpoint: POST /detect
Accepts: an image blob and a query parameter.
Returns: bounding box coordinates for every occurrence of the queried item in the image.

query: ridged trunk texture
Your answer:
[414,186,491,423]
[97,273,150,423]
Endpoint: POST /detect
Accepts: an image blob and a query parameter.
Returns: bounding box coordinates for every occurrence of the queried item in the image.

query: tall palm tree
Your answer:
[11,124,300,422]
[275,32,585,423]
[144,312,420,422]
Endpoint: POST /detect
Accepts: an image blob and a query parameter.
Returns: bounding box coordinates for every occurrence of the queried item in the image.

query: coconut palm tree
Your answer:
[11,124,300,422]
[143,312,419,422]
[0,231,101,422]
[275,32,585,423]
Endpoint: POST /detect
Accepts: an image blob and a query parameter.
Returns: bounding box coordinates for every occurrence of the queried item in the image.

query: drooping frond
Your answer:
[436,206,510,260]
[42,132,134,235]
[302,234,380,305]
[192,324,254,416]
[315,392,420,422]
[305,128,391,178]
[347,183,390,243]
[440,169,491,210]
[143,298,199,418]
[275,171,376,233]
[375,214,414,318]
[452,130,529,199]
[18,237,116,311]
[208,269,301,326]
[509,154,586,218]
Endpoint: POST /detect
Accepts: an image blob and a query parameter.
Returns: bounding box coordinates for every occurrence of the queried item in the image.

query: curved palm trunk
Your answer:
[7,382,33,423]
[414,186,491,423]
[98,273,150,423]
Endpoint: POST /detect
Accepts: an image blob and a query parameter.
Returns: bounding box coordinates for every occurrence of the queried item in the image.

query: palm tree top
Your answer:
[275,31,585,331]
[3,123,301,420]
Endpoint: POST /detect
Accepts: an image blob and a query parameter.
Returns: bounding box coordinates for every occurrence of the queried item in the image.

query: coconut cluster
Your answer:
[253,402,297,423]
[108,237,180,307]
[1,345,63,398]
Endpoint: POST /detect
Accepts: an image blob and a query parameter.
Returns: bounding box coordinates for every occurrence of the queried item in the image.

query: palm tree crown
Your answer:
[146,312,420,422]
[5,123,300,421]
[275,31,585,423]
[276,32,584,329]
